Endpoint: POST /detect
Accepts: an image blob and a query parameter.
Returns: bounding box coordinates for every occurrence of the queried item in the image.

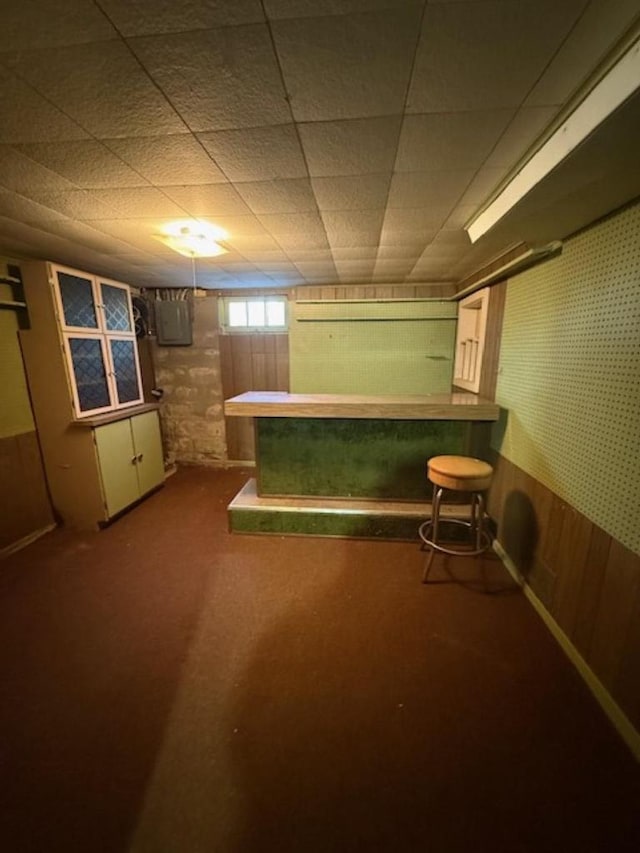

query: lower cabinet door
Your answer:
[130,411,165,496]
[94,420,139,517]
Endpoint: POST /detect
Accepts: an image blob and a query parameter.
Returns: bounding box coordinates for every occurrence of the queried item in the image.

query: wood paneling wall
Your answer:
[220,333,289,461]
[488,451,640,732]
[0,431,55,553]
[291,283,456,300]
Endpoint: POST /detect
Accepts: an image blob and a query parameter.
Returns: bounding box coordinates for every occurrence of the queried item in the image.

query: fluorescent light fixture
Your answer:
[466,35,640,243]
[155,220,228,258]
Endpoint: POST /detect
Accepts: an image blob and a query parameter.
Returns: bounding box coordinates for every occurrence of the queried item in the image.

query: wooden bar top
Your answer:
[224,391,500,421]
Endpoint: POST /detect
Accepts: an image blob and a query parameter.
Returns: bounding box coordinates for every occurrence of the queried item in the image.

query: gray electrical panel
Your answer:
[155,300,192,346]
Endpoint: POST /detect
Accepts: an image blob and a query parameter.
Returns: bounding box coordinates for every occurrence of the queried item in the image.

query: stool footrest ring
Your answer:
[419,518,492,584]
[418,518,491,557]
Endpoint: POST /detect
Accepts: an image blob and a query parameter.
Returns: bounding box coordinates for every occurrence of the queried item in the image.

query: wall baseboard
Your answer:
[0,523,57,560]
[493,539,640,763]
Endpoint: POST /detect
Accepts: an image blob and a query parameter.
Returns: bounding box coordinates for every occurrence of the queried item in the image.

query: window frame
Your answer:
[219,295,289,334]
[51,264,144,418]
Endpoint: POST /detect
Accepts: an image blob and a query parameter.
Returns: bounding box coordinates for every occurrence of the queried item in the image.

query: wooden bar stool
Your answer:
[418,455,494,584]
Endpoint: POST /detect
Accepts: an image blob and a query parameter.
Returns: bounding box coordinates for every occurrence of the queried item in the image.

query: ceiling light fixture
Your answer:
[466,34,640,243]
[155,220,228,258]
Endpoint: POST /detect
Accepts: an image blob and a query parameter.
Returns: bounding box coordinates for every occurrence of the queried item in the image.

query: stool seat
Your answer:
[419,454,494,585]
[427,455,493,492]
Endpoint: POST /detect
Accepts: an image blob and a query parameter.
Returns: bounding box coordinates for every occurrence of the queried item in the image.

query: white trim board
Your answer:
[493,539,640,763]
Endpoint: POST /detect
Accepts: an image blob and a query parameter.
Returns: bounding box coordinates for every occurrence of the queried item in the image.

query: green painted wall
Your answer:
[493,202,640,555]
[290,300,457,394]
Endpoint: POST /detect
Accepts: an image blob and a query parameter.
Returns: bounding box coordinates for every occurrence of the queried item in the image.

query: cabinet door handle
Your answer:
[137,453,144,462]
[131,455,138,465]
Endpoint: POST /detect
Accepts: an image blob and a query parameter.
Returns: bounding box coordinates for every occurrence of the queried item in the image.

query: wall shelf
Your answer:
[0,265,30,328]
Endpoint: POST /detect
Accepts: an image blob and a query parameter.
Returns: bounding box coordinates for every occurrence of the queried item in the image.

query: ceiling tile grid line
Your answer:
[0,1,638,289]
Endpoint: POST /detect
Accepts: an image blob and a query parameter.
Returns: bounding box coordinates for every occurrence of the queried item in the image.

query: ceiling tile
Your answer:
[30,190,120,220]
[299,117,402,177]
[82,218,181,255]
[285,249,334,261]
[265,271,306,285]
[375,245,422,261]
[382,206,450,232]
[39,219,143,255]
[1,0,117,50]
[253,261,299,273]
[379,209,439,247]
[331,247,378,260]
[235,179,318,214]
[224,235,283,254]
[333,258,376,276]
[526,0,640,108]
[321,209,385,247]
[456,167,507,207]
[387,170,473,209]
[105,135,227,185]
[257,211,326,236]
[198,125,307,182]
[85,187,187,218]
[294,261,339,276]
[311,174,391,211]
[272,7,423,121]
[202,214,268,238]
[264,0,420,19]
[4,41,186,139]
[273,231,331,252]
[372,258,416,277]
[159,184,251,216]
[407,1,585,112]
[483,106,557,170]
[13,140,150,189]
[395,111,514,173]
[129,25,290,132]
[0,68,89,144]
[442,204,478,231]
[406,259,456,280]
[0,147,78,194]
[0,191,69,223]
[98,0,265,36]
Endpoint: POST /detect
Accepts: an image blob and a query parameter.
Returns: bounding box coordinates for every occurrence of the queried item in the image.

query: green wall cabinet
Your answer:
[94,411,164,518]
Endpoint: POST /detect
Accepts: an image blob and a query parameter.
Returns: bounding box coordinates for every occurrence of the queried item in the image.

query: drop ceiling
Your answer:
[0,0,638,292]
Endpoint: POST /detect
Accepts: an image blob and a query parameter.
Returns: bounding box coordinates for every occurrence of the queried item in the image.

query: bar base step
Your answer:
[228,479,474,541]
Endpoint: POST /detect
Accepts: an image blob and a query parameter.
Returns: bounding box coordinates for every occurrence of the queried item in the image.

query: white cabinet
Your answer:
[51,265,143,417]
[453,287,490,394]
[19,260,164,529]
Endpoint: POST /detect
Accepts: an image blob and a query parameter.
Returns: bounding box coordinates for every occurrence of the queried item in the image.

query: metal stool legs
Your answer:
[418,486,491,584]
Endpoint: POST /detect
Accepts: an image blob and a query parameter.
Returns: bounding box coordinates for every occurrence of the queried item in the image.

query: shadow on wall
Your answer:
[501,489,539,578]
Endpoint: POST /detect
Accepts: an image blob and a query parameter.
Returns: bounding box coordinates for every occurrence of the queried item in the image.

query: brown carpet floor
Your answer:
[0,466,638,853]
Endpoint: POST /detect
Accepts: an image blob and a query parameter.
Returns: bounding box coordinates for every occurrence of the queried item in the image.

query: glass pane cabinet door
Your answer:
[57,271,99,329]
[109,338,142,405]
[68,337,112,413]
[100,282,132,332]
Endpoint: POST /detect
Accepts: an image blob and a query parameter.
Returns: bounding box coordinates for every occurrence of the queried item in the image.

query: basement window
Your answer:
[219,296,288,333]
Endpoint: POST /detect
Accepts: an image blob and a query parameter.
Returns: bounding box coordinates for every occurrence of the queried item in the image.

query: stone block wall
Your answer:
[152,296,227,467]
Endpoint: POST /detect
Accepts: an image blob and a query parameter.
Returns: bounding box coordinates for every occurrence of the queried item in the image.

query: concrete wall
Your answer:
[152,296,227,467]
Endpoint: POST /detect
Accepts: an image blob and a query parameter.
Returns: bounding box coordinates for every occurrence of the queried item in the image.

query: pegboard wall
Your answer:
[494,202,640,555]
